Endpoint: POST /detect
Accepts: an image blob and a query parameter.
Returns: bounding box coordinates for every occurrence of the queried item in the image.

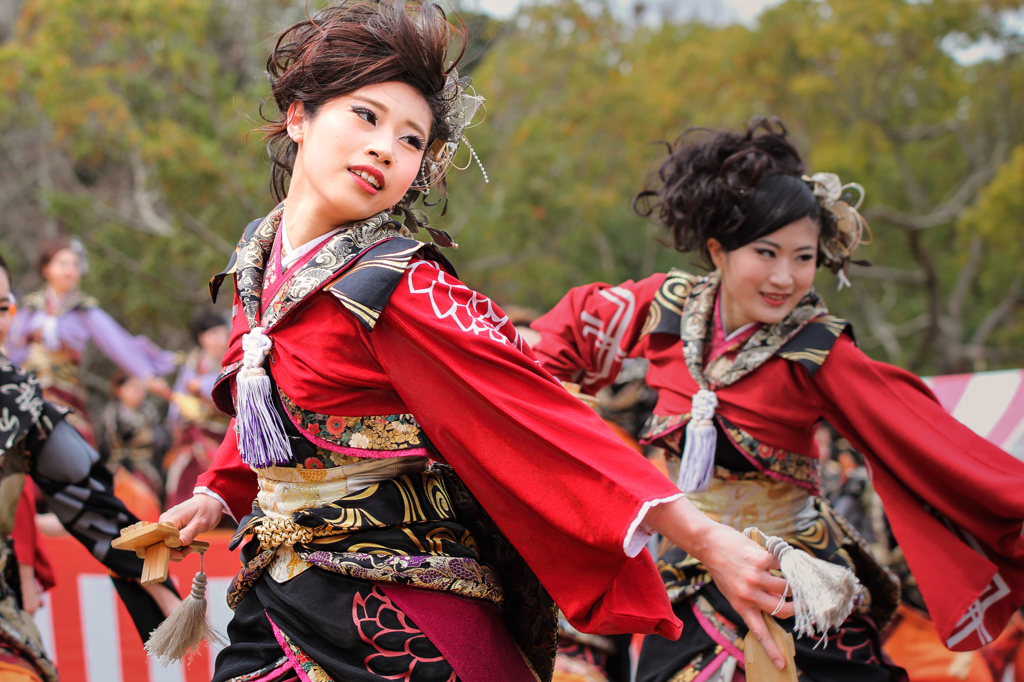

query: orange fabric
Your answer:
[112,467,161,522]
[0,660,44,682]
[885,606,993,682]
[604,420,642,454]
[980,611,1024,681]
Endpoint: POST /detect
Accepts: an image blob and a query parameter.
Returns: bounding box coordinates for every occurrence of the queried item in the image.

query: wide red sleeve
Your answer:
[815,335,1024,651]
[530,274,666,394]
[372,260,682,639]
[195,420,258,522]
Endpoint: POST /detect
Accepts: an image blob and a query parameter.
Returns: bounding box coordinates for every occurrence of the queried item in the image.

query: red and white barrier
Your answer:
[33,532,239,682]
[924,368,1024,459]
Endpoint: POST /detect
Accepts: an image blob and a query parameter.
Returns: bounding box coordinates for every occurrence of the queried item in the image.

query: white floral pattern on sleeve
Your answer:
[405,260,523,350]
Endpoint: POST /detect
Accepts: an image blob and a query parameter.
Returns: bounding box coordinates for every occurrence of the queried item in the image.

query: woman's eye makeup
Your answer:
[755,248,776,258]
[352,106,378,125]
[402,135,425,150]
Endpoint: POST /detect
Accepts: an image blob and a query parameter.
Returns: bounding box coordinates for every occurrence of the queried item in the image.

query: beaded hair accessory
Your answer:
[394,69,487,248]
[803,172,871,289]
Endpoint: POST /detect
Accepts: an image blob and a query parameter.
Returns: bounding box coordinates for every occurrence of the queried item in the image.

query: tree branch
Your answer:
[853,286,903,362]
[865,165,996,230]
[948,236,984,324]
[848,263,925,284]
[968,275,1023,351]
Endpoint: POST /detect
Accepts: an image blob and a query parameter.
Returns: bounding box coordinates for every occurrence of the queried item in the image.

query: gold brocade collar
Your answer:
[680,270,830,391]
[224,204,409,332]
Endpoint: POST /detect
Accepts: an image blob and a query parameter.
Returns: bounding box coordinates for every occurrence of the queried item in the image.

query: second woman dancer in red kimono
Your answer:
[531,119,1024,681]
[159,3,799,681]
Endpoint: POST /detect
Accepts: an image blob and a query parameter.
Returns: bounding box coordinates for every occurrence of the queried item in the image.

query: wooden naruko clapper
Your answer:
[743,528,798,682]
[111,522,210,586]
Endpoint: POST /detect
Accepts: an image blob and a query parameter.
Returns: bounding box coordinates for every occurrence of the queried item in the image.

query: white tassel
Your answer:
[236,326,291,467]
[677,389,718,493]
[145,556,227,665]
[744,528,860,640]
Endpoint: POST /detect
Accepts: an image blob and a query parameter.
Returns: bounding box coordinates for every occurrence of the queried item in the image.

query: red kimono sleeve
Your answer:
[372,260,682,639]
[11,480,55,592]
[815,335,1024,651]
[530,274,666,394]
[194,420,258,522]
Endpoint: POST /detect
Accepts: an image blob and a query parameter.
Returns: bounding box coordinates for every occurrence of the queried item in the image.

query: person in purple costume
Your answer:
[163,308,231,509]
[6,238,174,445]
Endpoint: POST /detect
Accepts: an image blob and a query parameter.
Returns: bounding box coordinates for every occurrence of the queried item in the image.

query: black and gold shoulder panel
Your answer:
[209,217,262,304]
[640,268,701,337]
[327,237,456,331]
[777,315,853,377]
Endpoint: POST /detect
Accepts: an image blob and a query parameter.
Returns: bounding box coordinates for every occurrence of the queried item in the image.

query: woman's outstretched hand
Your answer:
[159,493,225,558]
[645,498,793,670]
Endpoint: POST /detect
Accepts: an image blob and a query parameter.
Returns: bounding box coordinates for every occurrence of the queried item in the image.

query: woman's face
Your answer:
[288,81,432,225]
[116,377,146,411]
[708,216,820,329]
[43,248,81,294]
[198,324,229,359]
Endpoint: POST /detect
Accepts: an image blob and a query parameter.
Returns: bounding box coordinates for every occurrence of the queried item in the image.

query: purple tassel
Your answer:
[677,389,718,493]
[236,327,292,467]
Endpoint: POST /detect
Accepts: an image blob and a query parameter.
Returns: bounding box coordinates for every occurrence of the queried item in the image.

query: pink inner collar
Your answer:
[706,291,760,364]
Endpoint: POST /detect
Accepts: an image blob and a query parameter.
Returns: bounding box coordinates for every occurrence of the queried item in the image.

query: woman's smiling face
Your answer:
[287,81,432,225]
[708,216,820,330]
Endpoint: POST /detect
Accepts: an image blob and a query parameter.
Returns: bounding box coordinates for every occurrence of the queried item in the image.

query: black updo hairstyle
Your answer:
[635,118,838,267]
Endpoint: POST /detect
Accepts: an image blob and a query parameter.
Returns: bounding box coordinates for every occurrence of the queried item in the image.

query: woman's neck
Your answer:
[717,285,757,335]
[281,188,339,251]
[45,284,73,300]
[283,171,374,250]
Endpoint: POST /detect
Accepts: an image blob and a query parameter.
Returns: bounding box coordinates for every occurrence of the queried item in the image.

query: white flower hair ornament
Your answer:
[393,69,487,248]
[803,172,872,290]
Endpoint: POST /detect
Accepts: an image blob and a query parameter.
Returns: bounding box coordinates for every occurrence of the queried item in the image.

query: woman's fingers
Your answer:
[739,608,787,670]
[159,494,223,546]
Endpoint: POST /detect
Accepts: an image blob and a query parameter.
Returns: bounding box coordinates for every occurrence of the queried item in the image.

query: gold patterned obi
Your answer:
[686,473,817,538]
[227,456,503,610]
[255,456,432,582]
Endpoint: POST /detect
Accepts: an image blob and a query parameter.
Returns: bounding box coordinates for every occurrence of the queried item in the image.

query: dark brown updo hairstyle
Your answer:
[635,118,837,267]
[261,0,467,202]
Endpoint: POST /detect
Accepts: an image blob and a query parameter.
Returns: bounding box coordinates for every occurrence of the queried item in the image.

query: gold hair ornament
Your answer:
[803,173,871,290]
[395,69,487,248]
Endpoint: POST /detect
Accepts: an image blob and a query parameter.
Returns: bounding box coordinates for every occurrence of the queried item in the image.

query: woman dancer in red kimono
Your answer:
[159,3,797,681]
[531,119,1024,681]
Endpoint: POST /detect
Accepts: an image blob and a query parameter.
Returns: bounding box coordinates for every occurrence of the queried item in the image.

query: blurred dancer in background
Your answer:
[97,371,170,521]
[163,308,230,509]
[6,238,174,444]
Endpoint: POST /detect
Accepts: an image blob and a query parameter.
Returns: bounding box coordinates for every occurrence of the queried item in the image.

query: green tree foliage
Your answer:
[0,0,295,346]
[0,0,1019,375]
